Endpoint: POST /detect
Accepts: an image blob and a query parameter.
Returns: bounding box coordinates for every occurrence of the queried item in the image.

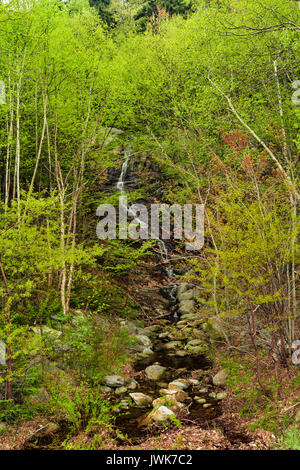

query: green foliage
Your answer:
[277,427,300,450]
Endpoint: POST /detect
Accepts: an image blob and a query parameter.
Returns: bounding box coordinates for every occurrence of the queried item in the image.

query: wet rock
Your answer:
[103,375,125,388]
[212,369,229,387]
[145,364,166,381]
[129,392,152,407]
[178,300,195,315]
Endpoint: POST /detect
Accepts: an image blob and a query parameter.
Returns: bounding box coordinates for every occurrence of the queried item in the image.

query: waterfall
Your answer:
[116,150,177,303]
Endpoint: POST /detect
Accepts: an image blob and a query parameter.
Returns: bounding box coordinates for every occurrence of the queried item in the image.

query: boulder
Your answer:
[178,300,195,315]
[212,369,228,387]
[145,365,166,381]
[149,406,175,423]
[129,392,153,407]
[103,375,125,388]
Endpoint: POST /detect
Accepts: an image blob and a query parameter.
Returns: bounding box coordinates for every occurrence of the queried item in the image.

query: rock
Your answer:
[186,339,203,347]
[212,369,229,387]
[127,379,138,390]
[194,397,206,404]
[207,316,226,340]
[32,422,60,438]
[178,300,195,315]
[120,320,139,335]
[216,392,227,401]
[143,325,161,335]
[119,399,132,410]
[115,386,127,395]
[198,387,209,394]
[135,335,152,348]
[99,385,112,394]
[129,393,152,407]
[180,313,199,322]
[149,406,175,423]
[209,392,217,399]
[177,283,193,297]
[188,379,200,385]
[103,375,125,388]
[145,365,166,381]
[175,350,187,357]
[177,289,194,302]
[203,403,212,409]
[152,396,179,408]
[168,380,188,391]
[161,341,182,351]
[0,422,6,432]
[173,390,189,402]
[295,408,300,423]
[185,343,209,355]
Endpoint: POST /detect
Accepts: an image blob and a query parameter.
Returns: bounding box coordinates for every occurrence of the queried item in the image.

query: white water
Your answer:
[116,150,176,286]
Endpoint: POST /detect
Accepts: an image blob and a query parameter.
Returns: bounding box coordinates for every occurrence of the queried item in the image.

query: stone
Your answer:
[216,392,227,401]
[149,406,175,423]
[178,300,195,315]
[115,386,127,395]
[212,369,229,387]
[135,335,152,348]
[209,392,217,399]
[186,339,203,347]
[203,403,212,409]
[175,350,187,357]
[161,341,182,351]
[207,316,226,340]
[177,283,193,297]
[103,375,125,388]
[145,365,166,381]
[99,386,112,394]
[194,397,206,404]
[180,313,199,322]
[127,379,138,390]
[173,390,189,402]
[295,408,300,423]
[177,289,194,302]
[188,379,200,385]
[168,380,188,391]
[152,396,178,408]
[33,422,60,438]
[129,392,152,407]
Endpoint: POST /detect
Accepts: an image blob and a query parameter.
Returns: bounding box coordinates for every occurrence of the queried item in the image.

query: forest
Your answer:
[0,0,299,452]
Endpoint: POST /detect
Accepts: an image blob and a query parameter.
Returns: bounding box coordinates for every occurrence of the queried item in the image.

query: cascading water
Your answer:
[116,149,177,303]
